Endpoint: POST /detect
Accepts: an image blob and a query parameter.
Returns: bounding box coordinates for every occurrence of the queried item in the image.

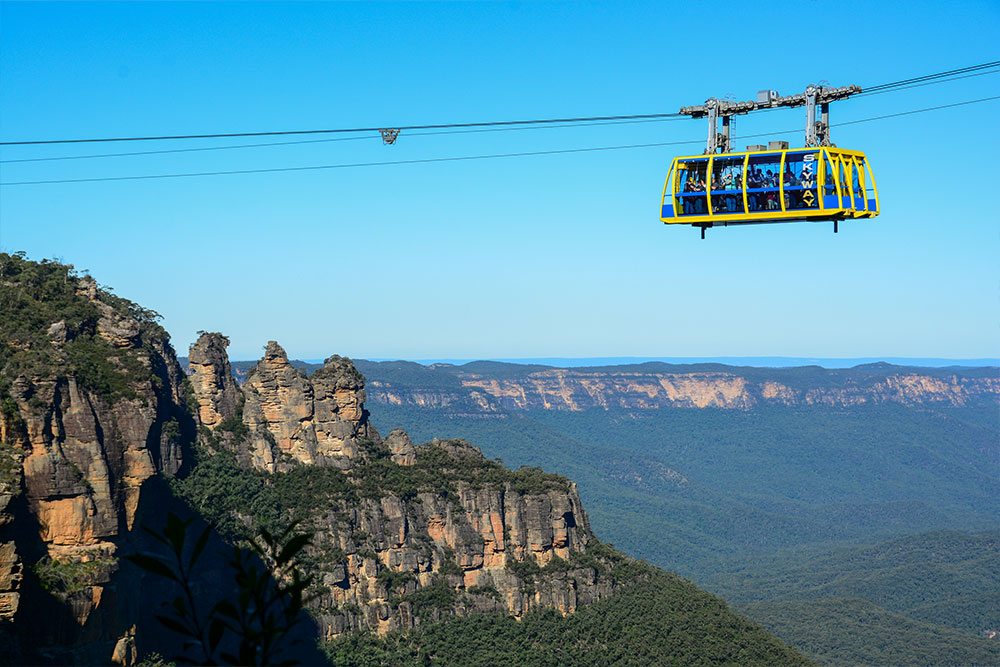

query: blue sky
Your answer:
[1,1,998,361]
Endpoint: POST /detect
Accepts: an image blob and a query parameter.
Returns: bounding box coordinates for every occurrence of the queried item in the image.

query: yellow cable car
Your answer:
[661,144,878,235]
[663,85,879,237]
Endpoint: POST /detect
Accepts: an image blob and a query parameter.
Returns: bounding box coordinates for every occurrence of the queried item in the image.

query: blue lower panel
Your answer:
[662,204,674,219]
[824,195,840,209]
[854,197,865,210]
[867,198,877,212]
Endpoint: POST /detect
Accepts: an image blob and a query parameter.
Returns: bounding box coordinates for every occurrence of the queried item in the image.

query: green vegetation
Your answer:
[326,570,810,666]
[376,569,416,595]
[135,652,175,667]
[348,438,570,506]
[173,435,570,545]
[695,530,1000,665]
[704,530,1000,636]
[366,403,999,576]
[64,337,148,401]
[170,446,357,539]
[394,577,457,615]
[466,584,501,601]
[2,256,811,665]
[0,252,169,403]
[739,598,999,667]
[0,442,23,493]
[170,426,808,664]
[32,554,114,595]
[436,547,462,576]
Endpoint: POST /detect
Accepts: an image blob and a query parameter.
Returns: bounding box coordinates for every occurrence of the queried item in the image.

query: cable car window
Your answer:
[823,154,838,199]
[661,164,675,217]
[851,158,862,207]
[675,159,708,215]
[839,159,850,202]
[784,152,820,210]
[746,154,781,212]
[711,157,744,214]
[864,160,878,212]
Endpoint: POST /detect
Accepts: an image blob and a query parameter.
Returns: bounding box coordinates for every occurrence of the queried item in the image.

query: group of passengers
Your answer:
[679,166,818,215]
[680,176,708,214]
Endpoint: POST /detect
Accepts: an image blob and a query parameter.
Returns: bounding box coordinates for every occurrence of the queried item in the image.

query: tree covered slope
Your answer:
[326,567,810,666]
[739,597,998,667]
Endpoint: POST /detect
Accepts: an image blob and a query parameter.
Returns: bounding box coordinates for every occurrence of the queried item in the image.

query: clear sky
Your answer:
[1,1,998,361]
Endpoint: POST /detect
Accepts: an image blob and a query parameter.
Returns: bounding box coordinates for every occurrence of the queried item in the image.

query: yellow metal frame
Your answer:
[661,146,879,226]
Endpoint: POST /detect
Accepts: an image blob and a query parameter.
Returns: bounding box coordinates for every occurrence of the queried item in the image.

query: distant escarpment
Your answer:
[354,359,1000,412]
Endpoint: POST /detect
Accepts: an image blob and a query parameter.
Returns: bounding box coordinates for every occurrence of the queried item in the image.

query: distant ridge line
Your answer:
[333,357,1000,370]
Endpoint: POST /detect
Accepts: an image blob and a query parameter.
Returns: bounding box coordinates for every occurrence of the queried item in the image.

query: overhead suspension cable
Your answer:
[0,117,688,164]
[3,61,997,148]
[0,140,706,186]
[3,65,994,164]
[861,61,1000,93]
[855,68,999,98]
[3,95,997,187]
[0,112,685,147]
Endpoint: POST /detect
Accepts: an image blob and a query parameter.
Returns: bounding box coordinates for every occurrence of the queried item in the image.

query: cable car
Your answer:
[663,85,879,237]
[660,143,878,234]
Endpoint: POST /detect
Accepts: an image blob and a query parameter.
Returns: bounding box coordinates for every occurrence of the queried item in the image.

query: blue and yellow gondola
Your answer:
[660,145,878,233]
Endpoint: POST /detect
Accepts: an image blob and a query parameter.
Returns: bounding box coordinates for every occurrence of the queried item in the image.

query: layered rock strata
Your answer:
[0,263,195,664]
[363,364,1000,412]
[0,256,625,663]
[240,342,377,471]
[185,341,613,638]
[303,439,607,639]
[186,332,241,428]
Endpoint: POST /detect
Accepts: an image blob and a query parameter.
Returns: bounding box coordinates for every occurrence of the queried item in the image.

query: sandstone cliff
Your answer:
[0,256,627,663]
[0,255,196,664]
[232,341,377,471]
[299,438,608,639]
[358,361,1000,412]
[186,332,241,429]
[185,335,616,639]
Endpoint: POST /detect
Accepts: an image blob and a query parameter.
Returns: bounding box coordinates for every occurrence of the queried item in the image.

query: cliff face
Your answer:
[186,332,240,428]
[361,363,1000,412]
[0,255,196,663]
[0,445,23,633]
[239,342,377,471]
[0,260,620,662]
[302,439,607,640]
[186,335,614,639]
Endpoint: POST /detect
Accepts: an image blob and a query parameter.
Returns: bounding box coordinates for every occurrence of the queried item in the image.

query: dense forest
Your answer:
[705,530,1000,634]
[740,598,998,666]
[325,571,809,666]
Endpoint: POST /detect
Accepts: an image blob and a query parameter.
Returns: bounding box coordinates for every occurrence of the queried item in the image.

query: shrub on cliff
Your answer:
[0,252,169,402]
